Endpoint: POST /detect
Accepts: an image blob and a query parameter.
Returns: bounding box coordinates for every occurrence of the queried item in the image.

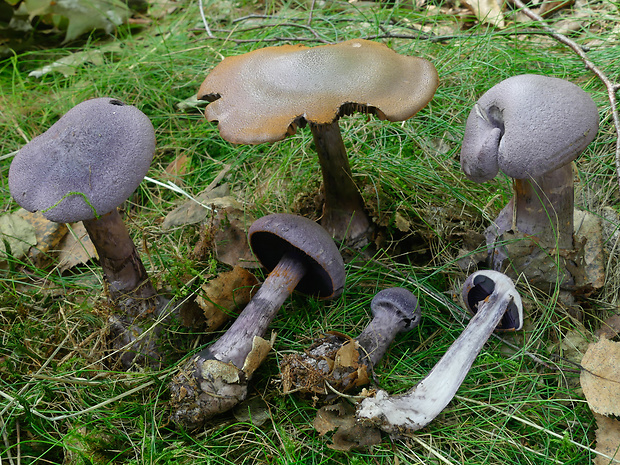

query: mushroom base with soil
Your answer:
[485,170,605,292]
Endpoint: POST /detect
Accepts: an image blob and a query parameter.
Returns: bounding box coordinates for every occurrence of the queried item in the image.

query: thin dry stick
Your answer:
[511,0,620,189]
[197,0,214,37]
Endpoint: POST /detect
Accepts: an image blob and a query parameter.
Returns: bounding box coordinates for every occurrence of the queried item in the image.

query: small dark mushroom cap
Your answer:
[461,74,599,183]
[197,39,439,145]
[462,270,523,331]
[9,98,156,223]
[248,213,345,299]
[371,287,421,333]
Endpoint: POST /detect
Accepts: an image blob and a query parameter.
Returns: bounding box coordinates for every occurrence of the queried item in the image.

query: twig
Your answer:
[511,0,620,190]
[197,0,214,37]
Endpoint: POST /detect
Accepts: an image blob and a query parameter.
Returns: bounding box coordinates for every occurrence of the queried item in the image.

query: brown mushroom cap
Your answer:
[198,39,439,145]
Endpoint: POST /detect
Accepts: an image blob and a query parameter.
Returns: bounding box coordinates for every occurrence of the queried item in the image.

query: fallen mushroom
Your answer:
[357,270,522,434]
[460,74,600,290]
[8,97,169,367]
[281,287,421,395]
[169,213,345,430]
[197,39,438,245]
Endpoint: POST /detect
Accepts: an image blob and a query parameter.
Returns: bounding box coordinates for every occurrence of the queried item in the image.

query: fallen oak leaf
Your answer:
[580,337,620,416]
[593,413,620,465]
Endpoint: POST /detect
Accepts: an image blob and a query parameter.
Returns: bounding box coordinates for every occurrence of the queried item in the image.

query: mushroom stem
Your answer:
[310,121,371,244]
[357,307,412,368]
[169,251,308,428]
[357,272,521,434]
[512,164,575,250]
[82,209,157,315]
[84,209,176,369]
[203,251,307,368]
[280,287,419,395]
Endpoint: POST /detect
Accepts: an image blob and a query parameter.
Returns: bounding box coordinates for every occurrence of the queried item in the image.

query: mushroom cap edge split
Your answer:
[9,97,156,223]
[248,213,345,300]
[197,39,439,145]
[460,74,599,183]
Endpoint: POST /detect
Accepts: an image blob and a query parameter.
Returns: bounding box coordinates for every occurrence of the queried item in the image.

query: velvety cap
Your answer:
[371,287,421,332]
[461,74,599,182]
[9,98,156,223]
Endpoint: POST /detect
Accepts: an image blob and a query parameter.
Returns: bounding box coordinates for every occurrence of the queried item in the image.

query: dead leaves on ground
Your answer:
[0,208,96,271]
[580,337,620,464]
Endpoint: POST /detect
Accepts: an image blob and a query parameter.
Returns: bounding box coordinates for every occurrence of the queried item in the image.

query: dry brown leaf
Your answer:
[195,266,259,331]
[580,338,620,416]
[594,413,620,464]
[233,397,271,426]
[242,333,275,378]
[57,223,97,272]
[0,210,37,265]
[334,340,360,369]
[313,402,381,451]
[16,210,68,267]
[462,0,505,28]
[163,153,191,180]
[595,315,620,340]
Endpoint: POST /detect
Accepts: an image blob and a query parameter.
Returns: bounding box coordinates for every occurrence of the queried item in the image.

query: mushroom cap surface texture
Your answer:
[460,74,599,183]
[371,287,421,332]
[462,270,523,331]
[248,213,345,299]
[9,98,156,223]
[198,39,439,145]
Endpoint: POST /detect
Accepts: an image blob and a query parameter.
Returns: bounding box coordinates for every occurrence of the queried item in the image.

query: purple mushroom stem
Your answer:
[82,209,157,315]
[357,270,523,434]
[356,287,421,368]
[280,287,420,395]
[511,163,575,250]
[201,251,307,368]
[309,121,372,244]
[169,213,345,430]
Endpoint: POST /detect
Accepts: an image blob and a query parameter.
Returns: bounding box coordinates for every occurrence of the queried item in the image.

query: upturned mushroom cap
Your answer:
[9,98,156,223]
[197,39,438,145]
[462,270,523,331]
[248,213,345,299]
[460,74,599,183]
[371,287,421,333]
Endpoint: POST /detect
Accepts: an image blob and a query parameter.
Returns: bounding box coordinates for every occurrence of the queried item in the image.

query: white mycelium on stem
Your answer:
[357,270,522,434]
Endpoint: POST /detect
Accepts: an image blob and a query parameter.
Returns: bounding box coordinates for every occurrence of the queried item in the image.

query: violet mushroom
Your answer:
[197,39,438,245]
[169,213,345,430]
[460,74,599,289]
[281,287,421,395]
[357,270,522,434]
[8,98,166,366]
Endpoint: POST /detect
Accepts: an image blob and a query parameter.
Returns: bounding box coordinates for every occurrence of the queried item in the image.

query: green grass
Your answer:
[1,0,619,463]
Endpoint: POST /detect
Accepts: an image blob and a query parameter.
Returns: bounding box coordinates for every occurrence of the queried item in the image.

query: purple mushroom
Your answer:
[460,74,599,289]
[281,287,421,395]
[8,97,168,367]
[169,213,345,430]
[357,270,522,434]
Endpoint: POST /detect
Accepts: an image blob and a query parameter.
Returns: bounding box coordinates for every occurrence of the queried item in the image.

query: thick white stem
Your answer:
[357,275,520,434]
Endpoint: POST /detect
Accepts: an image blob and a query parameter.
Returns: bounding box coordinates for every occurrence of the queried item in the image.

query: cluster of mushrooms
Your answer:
[7,39,600,437]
